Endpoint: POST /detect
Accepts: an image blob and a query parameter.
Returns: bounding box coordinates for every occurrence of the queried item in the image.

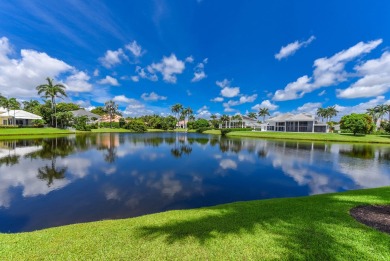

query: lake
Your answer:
[0,132,389,233]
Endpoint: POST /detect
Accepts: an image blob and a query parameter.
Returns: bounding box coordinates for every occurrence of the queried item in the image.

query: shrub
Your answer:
[384,122,390,134]
[196,127,213,133]
[0,125,18,129]
[73,116,91,131]
[188,119,210,130]
[340,113,374,135]
[124,120,147,132]
[99,122,120,128]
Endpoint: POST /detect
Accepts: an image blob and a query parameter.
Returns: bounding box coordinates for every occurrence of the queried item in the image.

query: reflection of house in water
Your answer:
[96,133,120,148]
[0,140,42,159]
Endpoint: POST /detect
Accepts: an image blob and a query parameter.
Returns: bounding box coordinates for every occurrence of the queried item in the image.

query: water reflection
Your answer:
[0,133,389,233]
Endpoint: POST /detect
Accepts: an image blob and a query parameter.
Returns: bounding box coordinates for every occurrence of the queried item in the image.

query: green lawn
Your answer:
[0,128,73,136]
[0,187,389,260]
[226,131,390,144]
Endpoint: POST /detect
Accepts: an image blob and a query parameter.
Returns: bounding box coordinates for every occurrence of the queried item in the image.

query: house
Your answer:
[264,113,328,133]
[0,107,42,126]
[99,114,122,123]
[176,120,188,128]
[219,115,262,129]
[70,109,101,124]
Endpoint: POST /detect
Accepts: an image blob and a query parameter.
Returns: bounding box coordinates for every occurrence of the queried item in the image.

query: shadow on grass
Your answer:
[135,189,390,259]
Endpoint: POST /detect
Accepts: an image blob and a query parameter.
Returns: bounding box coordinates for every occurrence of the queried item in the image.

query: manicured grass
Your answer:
[0,128,73,136]
[227,131,390,144]
[0,187,389,260]
[203,129,221,135]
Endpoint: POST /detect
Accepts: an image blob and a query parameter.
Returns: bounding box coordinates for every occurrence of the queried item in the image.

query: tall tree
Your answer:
[386,104,390,122]
[22,100,41,115]
[0,97,11,125]
[325,106,338,122]
[258,107,270,123]
[182,107,193,129]
[171,103,183,128]
[104,100,119,129]
[9,98,20,125]
[247,112,257,120]
[316,107,326,122]
[36,77,67,127]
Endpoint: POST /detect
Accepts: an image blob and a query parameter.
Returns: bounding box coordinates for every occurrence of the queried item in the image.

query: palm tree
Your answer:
[316,107,326,122]
[0,96,11,125]
[247,112,257,120]
[182,107,193,129]
[258,108,270,123]
[104,100,119,128]
[171,103,183,128]
[210,114,217,121]
[386,104,390,122]
[36,77,67,127]
[325,106,338,122]
[9,98,20,125]
[366,108,379,130]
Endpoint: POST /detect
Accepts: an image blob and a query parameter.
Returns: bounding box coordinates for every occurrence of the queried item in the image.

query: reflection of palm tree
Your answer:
[37,157,67,187]
[0,155,20,166]
[103,133,117,163]
[170,148,182,158]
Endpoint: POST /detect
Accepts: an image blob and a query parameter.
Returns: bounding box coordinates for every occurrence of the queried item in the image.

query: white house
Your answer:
[0,107,42,126]
[219,115,262,129]
[70,109,101,124]
[264,113,328,133]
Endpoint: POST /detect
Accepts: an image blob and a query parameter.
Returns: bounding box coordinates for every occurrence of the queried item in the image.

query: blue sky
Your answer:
[0,0,389,119]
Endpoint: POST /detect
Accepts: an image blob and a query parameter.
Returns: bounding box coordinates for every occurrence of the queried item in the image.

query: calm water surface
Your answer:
[0,132,389,232]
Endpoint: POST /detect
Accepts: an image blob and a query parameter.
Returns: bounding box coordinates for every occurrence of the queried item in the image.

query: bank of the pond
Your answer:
[0,128,73,137]
[226,131,390,144]
[0,187,389,260]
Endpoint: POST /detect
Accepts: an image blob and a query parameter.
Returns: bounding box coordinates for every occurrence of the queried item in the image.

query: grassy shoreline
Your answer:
[225,131,390,144]
[1,128,390,144]
[0,187,389,259]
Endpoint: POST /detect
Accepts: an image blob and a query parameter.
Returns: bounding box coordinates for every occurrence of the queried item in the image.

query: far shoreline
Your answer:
[1,128,390,145]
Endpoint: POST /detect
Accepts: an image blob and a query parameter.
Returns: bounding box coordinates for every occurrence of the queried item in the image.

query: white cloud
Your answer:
[273,39,383,101]
[318,90,326,96]
[334,96,389,118]
[113,95,136,103]
[141,92,167,101]
[225,94,258,107]
[337,51,390,98]
[99,48,127,68]
[273,75,312,101]
[135,66,158,82]
[221,87,240,98]
[275,35,315,60]
[125,41,144,57]
[211,97,224,102]
[149,54,185,83]
[219,159,237,170]
[192,71,206,82]
[185,56,194,63]
[191,58,208,82]
[131,75,139,82]
[63,71,93,92]
[97,75,120,86]
[251,100,279,111]
[0,37,76,97]
[216,78,240,98]
[196,105,211,118]
[216,79,230,88]
[93,69,99,77]
[296,102,323,115]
